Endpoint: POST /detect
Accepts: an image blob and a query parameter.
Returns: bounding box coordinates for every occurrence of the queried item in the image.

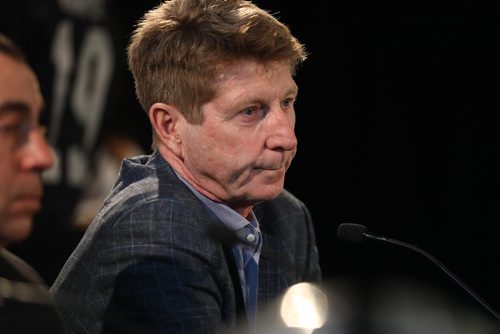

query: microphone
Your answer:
[337,222,500,320]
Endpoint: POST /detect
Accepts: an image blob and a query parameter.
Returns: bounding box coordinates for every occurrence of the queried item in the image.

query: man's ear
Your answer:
[149,102,183,156]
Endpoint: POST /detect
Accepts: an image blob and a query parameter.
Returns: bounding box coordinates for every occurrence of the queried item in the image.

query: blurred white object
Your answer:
[280,282,328,333]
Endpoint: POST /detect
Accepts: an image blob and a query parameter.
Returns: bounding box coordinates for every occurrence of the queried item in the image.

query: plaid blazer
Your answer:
[50,151,321,333]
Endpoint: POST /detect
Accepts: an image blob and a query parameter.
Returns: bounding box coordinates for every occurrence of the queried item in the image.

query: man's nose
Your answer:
[19,126,55,171]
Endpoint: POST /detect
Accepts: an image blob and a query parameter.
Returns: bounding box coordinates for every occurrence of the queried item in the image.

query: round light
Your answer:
[280,282,328,332]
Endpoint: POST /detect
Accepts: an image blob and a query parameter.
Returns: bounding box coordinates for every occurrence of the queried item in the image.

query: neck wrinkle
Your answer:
[158,145,254,218]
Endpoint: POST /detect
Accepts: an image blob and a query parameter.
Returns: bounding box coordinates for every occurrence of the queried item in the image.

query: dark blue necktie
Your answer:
[242,224,260,329]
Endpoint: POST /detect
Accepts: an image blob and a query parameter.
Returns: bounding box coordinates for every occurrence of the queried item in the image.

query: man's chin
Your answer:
[251,183,285,202]
[1,217,34,245]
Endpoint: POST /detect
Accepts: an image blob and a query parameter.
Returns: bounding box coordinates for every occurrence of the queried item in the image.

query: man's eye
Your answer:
[282,98,294,109]
[0,122,23,135]
[0,121,35,145]
[241,107,257,116]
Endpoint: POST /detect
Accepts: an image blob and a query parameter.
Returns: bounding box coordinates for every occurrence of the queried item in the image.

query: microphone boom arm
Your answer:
[362,230,500,320]
[336,223,500,321]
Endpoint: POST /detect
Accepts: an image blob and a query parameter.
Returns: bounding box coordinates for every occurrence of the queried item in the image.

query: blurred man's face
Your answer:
[0,53,54,247]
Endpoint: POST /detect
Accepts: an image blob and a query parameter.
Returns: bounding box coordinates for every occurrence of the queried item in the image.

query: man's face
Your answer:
[179,60,298,215]
[0,54,54,247]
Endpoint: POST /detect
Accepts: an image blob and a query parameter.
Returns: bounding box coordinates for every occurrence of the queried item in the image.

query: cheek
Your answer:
[0,160,10,210]
[184,131,225,169]
[184,122,256,177]
[187,137,247,181]
[0,196,6,218]
[187,125,240,160]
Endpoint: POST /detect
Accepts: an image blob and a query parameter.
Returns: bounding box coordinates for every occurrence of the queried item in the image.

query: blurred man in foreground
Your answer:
[0,33,63,333]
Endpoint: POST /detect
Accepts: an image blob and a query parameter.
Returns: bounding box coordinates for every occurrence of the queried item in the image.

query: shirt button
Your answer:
[246,234,256,242]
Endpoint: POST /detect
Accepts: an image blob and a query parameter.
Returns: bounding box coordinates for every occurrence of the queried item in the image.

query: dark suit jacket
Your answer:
[0,248,64,334]
[51,151,321,333]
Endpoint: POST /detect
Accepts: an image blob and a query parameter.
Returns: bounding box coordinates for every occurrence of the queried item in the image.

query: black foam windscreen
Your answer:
[336,223,367,243]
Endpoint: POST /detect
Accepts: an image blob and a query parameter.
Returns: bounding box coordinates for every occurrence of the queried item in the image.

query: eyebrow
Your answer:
[0,101,30,116]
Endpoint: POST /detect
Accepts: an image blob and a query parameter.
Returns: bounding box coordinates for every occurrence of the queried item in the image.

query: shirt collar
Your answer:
[173,170,259,236]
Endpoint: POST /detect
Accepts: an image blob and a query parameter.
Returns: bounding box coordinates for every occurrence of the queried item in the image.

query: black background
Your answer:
[255,0,500,319]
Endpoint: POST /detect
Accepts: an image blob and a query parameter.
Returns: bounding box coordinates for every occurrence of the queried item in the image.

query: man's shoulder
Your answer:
[109,152,195,206]
[0,249,64,334]
[0,248,45,284]
[85,152,206,236]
